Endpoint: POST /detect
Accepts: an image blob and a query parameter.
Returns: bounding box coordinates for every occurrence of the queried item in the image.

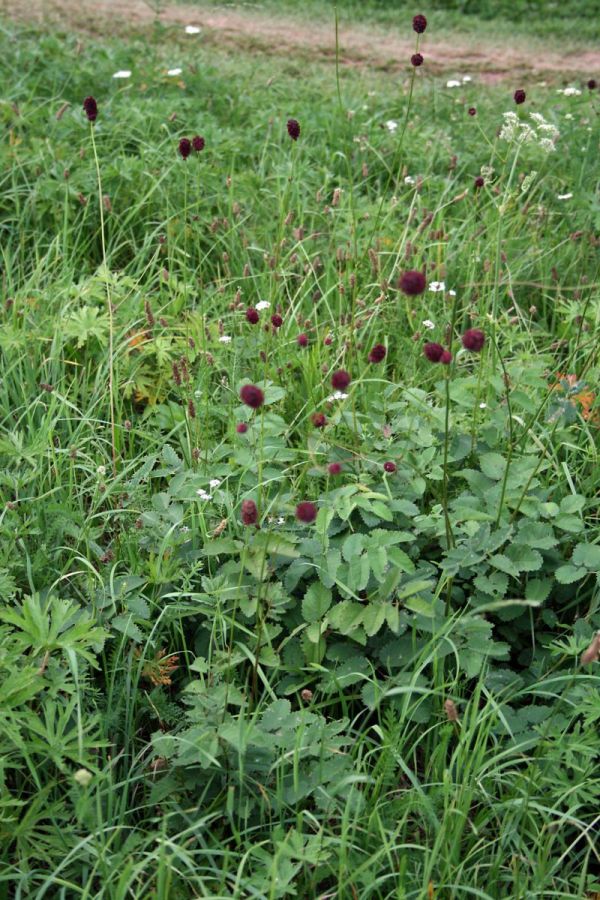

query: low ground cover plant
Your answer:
[0,6,599,897]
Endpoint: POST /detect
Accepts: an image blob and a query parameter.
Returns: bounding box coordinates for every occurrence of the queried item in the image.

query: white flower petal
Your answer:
[112,70,132,79]
[255,300,271,310]
[446,80,461,88]
[218,335,232,343]
[385,119,398,132]
[422,319,435,330]
[557,193,573,200]
[429,281,445,292]
[184,25,201,34]
[167,68,183,76]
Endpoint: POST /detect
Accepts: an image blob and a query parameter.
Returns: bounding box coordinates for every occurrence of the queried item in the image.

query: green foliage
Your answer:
[0,9,599,899]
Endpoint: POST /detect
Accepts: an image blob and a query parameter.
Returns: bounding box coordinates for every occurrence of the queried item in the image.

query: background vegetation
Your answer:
[0,2,599,897]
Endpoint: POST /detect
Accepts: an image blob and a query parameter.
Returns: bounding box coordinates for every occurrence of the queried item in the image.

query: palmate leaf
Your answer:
[0,595,109,665]
[62,305,109,348]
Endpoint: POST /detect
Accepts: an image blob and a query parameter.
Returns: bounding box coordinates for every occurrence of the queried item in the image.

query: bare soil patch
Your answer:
[1,0,599,81]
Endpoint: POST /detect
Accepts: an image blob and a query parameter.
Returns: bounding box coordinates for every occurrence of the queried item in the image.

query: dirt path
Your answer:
[2,0,599,81]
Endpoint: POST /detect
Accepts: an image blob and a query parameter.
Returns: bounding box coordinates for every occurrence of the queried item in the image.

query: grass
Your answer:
[1,6,600,899]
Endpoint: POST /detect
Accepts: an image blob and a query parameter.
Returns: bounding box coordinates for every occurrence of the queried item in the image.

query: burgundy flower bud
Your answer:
[240,384,264,408]
[588,79,597,90]
[368,343,387,363]
[241,499,258,526]
[297,333,308,347]
[514,89,526,105]
[271,314,283,328]
[461,328,485,351]
[468,107,477,116]
[83,96,98,122]
[383,461,396,473]
[296,501,317,523]
[423,342,445,363]
[287,118,301,141]
[312,412,327,428]
[440,349,453,365]
[328,462,342,475]
[398,270,426,296]
[192,135,205,152]
[236,422,248,434]
[331,369,351,390]
[324,335,333,346]
[246,307,259,324]
[411,53,424,67]
[412,14,427,33]
[178,137,192,159]
[474,176,485,190]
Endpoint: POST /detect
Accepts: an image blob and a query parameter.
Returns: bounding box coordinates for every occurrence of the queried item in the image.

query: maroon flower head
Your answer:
[240,383,264,409]
[440,349,453,365]
[324,335,333,346]
[297,333,309,347]
[178,137,192,159]
[83,96,98,122]
[312,412,327,428]
[331,369,351,390]
[468,107,477,116]
[423,342,444,363]
[399,270,426,296]
[328,462,342,475]
[271,314,283,329]
[296,501,317,524]
[411,53,424,67]
[287,118,301,141]
[236,422,248,434]
[588,79,597,90]
[383,461,397,473]
[461,328,485,352]
[246,307,259,324]
[241,499,258,526]
[412,13,427,33]
[192,135,205,152]
[474,176,485,190]
[368,343,387,364]
[514,89,526,105]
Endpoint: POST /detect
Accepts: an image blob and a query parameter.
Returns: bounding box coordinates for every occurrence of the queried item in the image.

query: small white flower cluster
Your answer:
[196,489,212,501]
[184,25,201,35]
[113,70,132,79]
[255,300,270,311]
[219,335,232,343]
[422,319,435,330]
[499,112,559,153]
[385,120,398,133]
[326,391,348,402]
[404,175,416,185]
[167,68,183,77]
[557,193,573,201]
[429,281,445,293]
[446,76,472,88]
[557,87,582,97]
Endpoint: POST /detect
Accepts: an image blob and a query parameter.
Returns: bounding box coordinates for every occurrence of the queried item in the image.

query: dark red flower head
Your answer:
[328,462,342,475]
[312,412,327,428]
[271,314,283,329]
[83,96,98,122]
[468,107,477,116]
[236,422,248,434]
[246,307,259,324]
[440,349,453,365]
[411,53,424,67]
[192,135,205,152]
[331,369,351,390]
[241,499,258,526]
[296,501,317,524]
[412,14,427,33]
[297,333,308,347]
[461,328,485,352]
[383,461,397,473]
[474,176,485,190]
[399,270,426,296]
[240,384,264,408]
[178,137,192,159]
[588,79,597,90]
[423,342,445,363]
[287,118,300,141]
[514,89,526,105]
[368,343,387,364]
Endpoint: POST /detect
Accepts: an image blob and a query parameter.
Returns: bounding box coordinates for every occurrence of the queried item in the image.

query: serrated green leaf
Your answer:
[572,543,600,570]
[302,583,332,623]
[363,603,386,637]
[342,533,364,562]
[555,564,588,584]
[479,452,507,480]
